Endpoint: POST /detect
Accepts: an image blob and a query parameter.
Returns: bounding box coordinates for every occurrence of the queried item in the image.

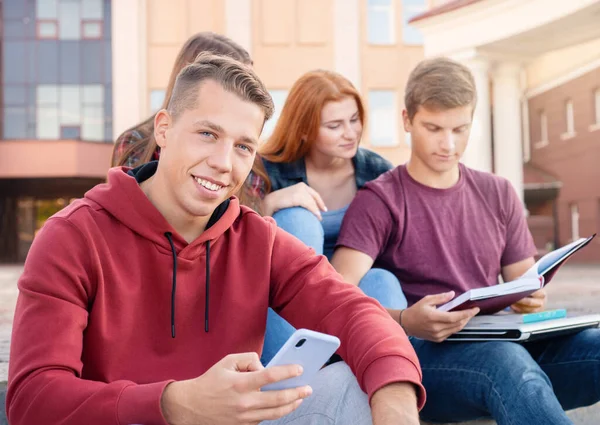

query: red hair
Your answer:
[260,70,365,165]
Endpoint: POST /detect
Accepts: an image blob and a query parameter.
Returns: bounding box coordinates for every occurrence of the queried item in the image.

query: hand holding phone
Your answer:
[262,329,341,391]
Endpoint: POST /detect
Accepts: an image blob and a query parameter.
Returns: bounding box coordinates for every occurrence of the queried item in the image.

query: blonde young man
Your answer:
[7,54,425,425]
[332,57,600,425]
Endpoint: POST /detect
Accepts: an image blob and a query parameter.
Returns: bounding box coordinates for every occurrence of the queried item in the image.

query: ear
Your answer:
[402,109,412,133]
[154,109,172,149]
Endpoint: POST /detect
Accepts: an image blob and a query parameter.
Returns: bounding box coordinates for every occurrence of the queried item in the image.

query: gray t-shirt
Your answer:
[336,164,537,306]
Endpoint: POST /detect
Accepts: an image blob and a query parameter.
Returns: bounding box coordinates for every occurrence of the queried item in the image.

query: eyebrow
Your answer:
[322,110,360,125]
[422,121,471,129]
[193,119,258,146]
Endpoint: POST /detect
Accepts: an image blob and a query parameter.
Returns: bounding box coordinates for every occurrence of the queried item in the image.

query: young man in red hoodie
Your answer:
[7,53,424,425]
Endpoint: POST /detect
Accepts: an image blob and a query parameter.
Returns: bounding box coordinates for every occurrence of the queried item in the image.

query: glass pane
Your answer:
[4,85,28,105]
[59,1,81,40]
[36,0,58,19]
[81,41,103,83]
[82,0,103,19]
[38,21,58,38]
[3,107,28,139]
[368,9,392,44]
[104,40,112,83]
[104,85,112,123]
[369,91,398,147]
[36,40,59,84]
[59,86,81,125]
[402,0,425,45]
[83,85,104,104]
[37,85,59,104]
[60,41,80,83]
[37,106,60,139]
[82,105,105,141]
[261,90,288,140]
[103,0,111,40]
[368,0,391,6]
[4,20,28,40]
[5,0,28,19]
[3,41,28,84]
[61,125,81,139]
[82,21,102,38]
[150,90,166,112]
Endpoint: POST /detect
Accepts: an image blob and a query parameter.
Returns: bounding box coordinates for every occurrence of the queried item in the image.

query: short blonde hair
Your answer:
[405,57,477,121]
[168,52,274,122]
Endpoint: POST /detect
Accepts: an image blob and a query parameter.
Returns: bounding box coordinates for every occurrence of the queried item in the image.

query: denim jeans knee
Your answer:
[272,207,324,255]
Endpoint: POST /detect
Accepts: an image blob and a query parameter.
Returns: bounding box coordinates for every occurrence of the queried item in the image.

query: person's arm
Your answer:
[330,247,374,286]
[371,383,420,425]
[7,218,175,425]
[8,218,313,425]
[261,183,327,219]
[268,220,426,415]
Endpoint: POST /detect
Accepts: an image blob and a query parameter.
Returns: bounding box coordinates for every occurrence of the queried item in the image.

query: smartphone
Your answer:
[261,328,341,391]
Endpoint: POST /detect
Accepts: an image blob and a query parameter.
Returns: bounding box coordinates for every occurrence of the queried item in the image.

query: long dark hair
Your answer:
[111,32,253,167]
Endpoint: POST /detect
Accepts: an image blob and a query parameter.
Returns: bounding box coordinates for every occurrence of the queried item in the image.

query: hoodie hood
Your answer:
[86,163,240,336]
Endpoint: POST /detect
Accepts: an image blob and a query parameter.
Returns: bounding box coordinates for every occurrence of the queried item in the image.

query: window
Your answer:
[82,21,103,38]
[150,90,166,113]
[369,90,398,147]
[37,20,59,39]
[262,90,288,140]
[2,0,112,140]
[82,84,104,141]
[368,0,395,45]
[36,0,104,40]
[570,203,580,241]
[36,84,105,141]
[402,0,425,45]
[566,99,575,135]
[535,110,548,149]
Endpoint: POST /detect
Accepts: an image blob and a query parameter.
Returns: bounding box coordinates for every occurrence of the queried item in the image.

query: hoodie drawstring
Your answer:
[165,233,178,338]
[205,240,210,332]
[164,233,211,338]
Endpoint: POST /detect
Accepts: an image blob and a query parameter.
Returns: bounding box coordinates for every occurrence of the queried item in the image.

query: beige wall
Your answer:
[360,0,422,164]
[141,0,421,165]
[526,38,600,90]
[146,0,226,113]
[251,0,335,88]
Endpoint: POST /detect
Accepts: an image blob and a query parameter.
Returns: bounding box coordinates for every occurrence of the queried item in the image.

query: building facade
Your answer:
[0,0,114,262]
[1,0,427,262]
[411,0,600,262]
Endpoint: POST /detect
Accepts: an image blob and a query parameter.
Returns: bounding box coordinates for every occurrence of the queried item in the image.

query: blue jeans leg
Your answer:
[413,339,573,425]
[358,268,407,310]
[262,207,324,365]
[272,206,324,255]
[526,328,600,411]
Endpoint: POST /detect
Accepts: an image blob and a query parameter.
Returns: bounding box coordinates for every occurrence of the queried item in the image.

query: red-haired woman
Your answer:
[257,70,407,364]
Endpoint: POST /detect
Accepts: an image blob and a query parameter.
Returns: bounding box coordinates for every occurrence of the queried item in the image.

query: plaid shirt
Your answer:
[256,147,393,195]
[114,129,160,168]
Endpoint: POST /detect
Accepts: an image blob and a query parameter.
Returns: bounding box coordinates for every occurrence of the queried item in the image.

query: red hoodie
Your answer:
[7,166,424,425]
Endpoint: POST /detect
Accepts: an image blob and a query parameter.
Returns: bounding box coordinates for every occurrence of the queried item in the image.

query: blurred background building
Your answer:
[0,0,598,262]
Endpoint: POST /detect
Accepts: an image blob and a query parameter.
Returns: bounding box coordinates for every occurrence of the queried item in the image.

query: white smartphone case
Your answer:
[261,328,341,391]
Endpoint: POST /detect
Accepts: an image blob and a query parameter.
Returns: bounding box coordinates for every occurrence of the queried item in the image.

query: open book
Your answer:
[438,234,595,314]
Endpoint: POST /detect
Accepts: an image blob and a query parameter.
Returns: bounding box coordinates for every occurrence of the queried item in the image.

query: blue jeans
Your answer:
[414,328,600,424]
[261,207,407,365]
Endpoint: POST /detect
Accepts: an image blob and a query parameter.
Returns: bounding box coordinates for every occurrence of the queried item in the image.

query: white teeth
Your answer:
[195,177,223,192]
